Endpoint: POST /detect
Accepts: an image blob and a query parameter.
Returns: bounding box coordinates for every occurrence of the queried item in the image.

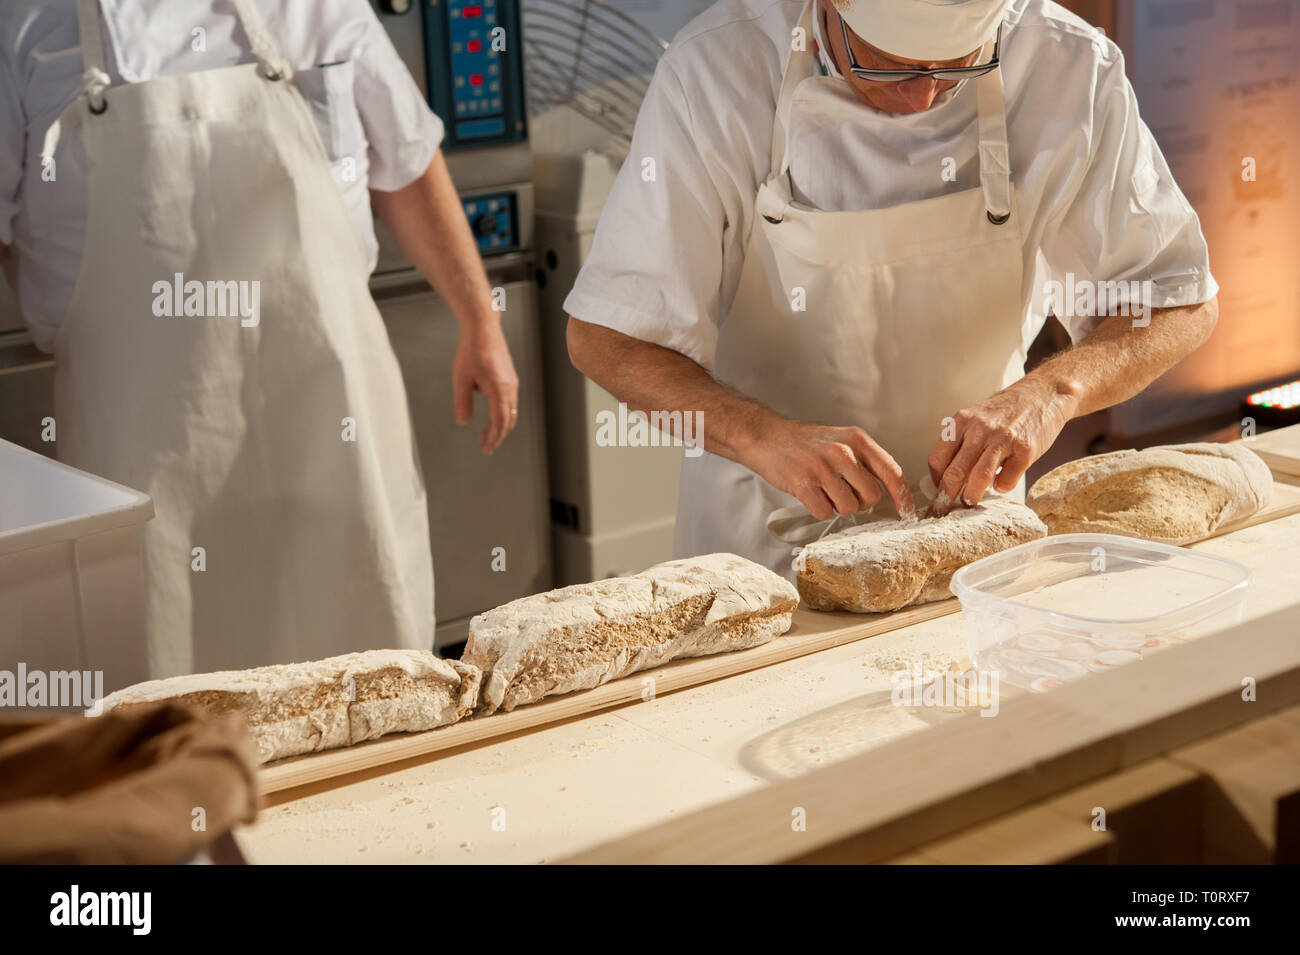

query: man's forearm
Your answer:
[1024,297,1219,419]
[566,317,771,462]
[370,150,496,334]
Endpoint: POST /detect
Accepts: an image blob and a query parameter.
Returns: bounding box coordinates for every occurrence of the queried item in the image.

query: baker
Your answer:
[565,0,1219,576]
[0,0,520,674]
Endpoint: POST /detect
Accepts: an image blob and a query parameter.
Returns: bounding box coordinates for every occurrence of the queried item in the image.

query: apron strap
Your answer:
[770,0,817,178]
[976,67,1013,222]
[766,0,1013,223]
[44,0,111,164]
[231,0,294,81]
[73,0,111,106]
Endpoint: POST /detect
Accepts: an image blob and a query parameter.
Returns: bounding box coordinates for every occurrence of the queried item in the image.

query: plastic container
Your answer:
[950,533,1252,691]
[0,439,154,702]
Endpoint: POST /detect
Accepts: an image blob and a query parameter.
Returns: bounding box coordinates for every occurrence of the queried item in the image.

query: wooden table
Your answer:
[1248,424,1300,482]
[236,502,1300,865]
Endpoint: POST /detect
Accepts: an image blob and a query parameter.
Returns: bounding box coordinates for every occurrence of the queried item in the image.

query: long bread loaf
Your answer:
[101,650,481,763]
[463,553,799,714]
[796,499,1047,613]
[1027,442,1271,545]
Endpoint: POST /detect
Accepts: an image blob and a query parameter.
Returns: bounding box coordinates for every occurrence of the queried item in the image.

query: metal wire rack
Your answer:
[522,0,669,147]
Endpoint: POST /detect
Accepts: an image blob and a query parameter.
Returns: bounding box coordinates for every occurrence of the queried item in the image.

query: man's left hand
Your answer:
[453,324,520,454]
[927,377,1080,515]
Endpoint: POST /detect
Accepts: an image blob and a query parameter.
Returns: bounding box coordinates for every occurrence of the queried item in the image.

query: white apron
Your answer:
[675,0,1027,578]
[48,0,434,676]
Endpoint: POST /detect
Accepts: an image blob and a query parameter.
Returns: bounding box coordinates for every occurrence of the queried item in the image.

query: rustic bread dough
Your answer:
[796,499,1047,613]
[101,650,481,764]
[1026,442,1272,545]
[463,553,799,714]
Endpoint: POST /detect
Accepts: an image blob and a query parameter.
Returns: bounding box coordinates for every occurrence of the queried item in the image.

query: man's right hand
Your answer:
[744,418,916,522]
[565,319,915,522]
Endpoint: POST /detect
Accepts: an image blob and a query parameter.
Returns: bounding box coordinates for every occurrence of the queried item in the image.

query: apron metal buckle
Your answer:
[88,95,108,115]
[987,209,1011,225]
[762,214,783,225]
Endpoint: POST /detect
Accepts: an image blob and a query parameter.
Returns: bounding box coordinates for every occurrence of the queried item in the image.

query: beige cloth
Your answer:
[0,704,259,864]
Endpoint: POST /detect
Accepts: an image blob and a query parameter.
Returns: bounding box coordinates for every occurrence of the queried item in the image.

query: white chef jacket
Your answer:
[564,0,1219,371]
[0,0,444,352]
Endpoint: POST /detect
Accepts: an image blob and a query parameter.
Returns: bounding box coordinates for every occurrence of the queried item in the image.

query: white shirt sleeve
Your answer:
[563,56,749,371]
[349,0,444,192]
[1041,52,1218,343]
[0,40,23,246]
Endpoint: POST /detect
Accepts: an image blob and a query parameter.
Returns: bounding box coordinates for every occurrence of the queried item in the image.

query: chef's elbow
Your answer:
[1181,295,1219,357]
[1198,295,1219,339]
[566,316,601,376]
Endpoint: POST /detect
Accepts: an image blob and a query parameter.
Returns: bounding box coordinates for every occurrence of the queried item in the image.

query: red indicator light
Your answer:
[463,5,483,17]
[469,74,484,86]
[467,40,482,52]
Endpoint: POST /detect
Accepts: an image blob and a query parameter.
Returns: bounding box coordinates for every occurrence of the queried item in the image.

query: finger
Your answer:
[478,383,504,454]
[501,379,520,434]
[935,433,985,514]
[795,483,837,522]
[845,430,913,519]
[484,386,510,452]
[453,370,475,427]
[928,420,964,492]
[490,376,518,449]
[994,439,1034,493]
[836,463,883,515]
[961,441,1010,506]
[819,468,862,516]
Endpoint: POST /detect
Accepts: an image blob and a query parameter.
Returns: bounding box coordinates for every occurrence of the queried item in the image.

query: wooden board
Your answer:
[891,802,1117,865]
[1207,478,1300,536]
[1041,758,1204,864]
[563,601,1300,863]
[259,599,959,794]
[890,709,1300,866]
[1168,704,1300,864]
[890,757,1202,864]
[1245,424,1300,479]
[259,481,1300,796]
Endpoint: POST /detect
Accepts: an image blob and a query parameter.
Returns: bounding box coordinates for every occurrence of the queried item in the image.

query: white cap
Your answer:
[834,0,1012,62]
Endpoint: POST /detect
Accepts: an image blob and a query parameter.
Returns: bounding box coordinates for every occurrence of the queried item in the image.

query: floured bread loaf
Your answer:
[463,553,799,714]
[1027,442,1272,545]
[101,650,481,764]
[797,499,1047,613]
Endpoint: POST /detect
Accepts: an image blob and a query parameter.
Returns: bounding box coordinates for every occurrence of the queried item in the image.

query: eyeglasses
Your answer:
[838,15,1002,84]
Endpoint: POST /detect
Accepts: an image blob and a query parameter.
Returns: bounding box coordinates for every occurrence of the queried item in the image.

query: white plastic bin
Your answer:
[950,533,1252,691]
[0,439,154,700]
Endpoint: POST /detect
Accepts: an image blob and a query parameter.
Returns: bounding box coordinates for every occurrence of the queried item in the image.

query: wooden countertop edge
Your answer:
[562,600,1300,864]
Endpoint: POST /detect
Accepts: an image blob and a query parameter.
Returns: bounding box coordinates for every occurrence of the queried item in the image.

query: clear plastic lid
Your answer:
[950,533,1252,627]
[950,534,1253,691]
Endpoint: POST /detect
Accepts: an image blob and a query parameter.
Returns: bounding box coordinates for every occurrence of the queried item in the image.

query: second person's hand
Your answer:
[453,323,520,454]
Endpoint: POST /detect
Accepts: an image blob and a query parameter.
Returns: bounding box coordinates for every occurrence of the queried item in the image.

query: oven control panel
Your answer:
[423,0,526,149]
[463,190,519,254]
